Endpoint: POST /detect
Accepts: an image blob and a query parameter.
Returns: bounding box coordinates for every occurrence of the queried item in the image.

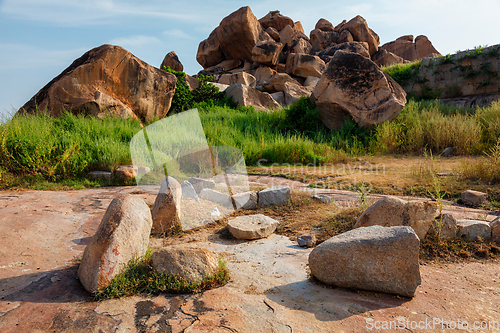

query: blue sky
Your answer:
[1,0,499,119]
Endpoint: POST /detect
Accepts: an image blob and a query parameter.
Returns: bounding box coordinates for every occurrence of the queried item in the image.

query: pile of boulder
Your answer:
[196,6,439,129]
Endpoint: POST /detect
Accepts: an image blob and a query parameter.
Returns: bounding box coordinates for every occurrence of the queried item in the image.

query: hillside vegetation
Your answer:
[1,67,500,189]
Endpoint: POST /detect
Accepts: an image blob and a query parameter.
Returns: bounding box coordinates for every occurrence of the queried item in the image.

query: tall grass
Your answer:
[0,110,141,181]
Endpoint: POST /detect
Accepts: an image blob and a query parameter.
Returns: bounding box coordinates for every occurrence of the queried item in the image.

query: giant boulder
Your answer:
[160,51,183,72]
[380,35,440,62]
[196,28,226,69]
[259,10,294,31]
[78,195,153,293]
[20,45,177,122]
[311,50,406,130]
[340,15,379,56]
[251,40,284,66]
[285,53,326,78]
[309,226,421,297]
[216,6,272,63]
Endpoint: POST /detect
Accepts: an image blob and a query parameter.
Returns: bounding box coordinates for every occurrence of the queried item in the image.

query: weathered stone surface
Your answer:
[181,181,199,201]
[315,18,334,32]
[372,49,405,67]
[380,35,440,62]
[225,84,280,111]
[20,45,177,122]
[309,226,421,297]
[311,50,406,130]
[263,73,301,93]
[309,29,339,52]
[294,21,304,33]
[232,191,258,210]
[199,188,233,207]
[317,42,370,63]
[114,165,138,182]
[428,213,458,239]
[160,51,183,72]
[87,171,112,181]
[340,15,379,56]
[197,28,226,69]
[266,27,280,41]
[271,91,285,105]
[208,82,229,92]
[188,177,216,194]
[217,6,272,63]
[283,81,313,105]
[151,177,182,235]
[227,214,279,239]
[297,235,316,248]
[219,72,257,88]
[312,194,333,204]
[354,196,436,240]
[491,217,500,243]
[152,245,219,281]
[461,190,487,207]
[258,186,291,207]
[78,195,152,293]
[279,25,295,46]
[285,53,326,78]
[204,59,242,73]
[289,38,313,54]
[338,29,354,43]
[255,66,276,86]
[185,74,199,91]
[304,76,320,87]
[251,40,284,66]
[457,220,492,241]
[259,10,294,31]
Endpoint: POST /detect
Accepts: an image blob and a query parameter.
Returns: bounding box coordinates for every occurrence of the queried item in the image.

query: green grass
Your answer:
[382,60,422,86]
[2,97,500,189]
[95,249,230,300]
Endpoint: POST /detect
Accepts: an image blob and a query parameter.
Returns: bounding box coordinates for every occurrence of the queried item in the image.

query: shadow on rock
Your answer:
[265,279,410,322]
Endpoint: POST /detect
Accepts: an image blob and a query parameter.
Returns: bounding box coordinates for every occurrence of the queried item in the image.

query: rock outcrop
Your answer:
[380,35,440,62]
[20,45,177,122]
[225,84,281,111]
[312,50,407,130]
[78,195,152,293]
[309,226,421,297]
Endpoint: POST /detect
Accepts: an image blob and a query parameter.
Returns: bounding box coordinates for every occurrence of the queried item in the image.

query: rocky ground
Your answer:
[1,177,499,332]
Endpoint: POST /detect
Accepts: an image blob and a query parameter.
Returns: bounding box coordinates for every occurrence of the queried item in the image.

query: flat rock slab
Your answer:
[1,185,500,332]
[227,214,279,239]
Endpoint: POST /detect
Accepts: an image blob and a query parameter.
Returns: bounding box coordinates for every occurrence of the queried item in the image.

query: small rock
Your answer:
[114,165,138,182]
[227,214,279,240]
[312,194,333,204]
[461,190,487,207]
[258,186,291,207]
[151,177,182,235]
[437,171,454,177]
[309,226,421,297]
[199,188,233,207]
[491,217,500,243]
[152,245,219,281]
[457,220,491,241]
[428,213,458,239]
[354,197,437,240]
[210,207,221,218]
[440,147,457,157]
[78,195,153,293]
[297,235,316,248]
[232,191,258,210]
[181,181,199,201]
[87,171,112,181]
[188,177,216,194]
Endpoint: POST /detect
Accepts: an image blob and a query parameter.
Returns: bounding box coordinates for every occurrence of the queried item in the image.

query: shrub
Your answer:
[382,60,422,86]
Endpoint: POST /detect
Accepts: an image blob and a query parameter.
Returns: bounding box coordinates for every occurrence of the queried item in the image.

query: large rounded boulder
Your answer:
[311,50,406,130]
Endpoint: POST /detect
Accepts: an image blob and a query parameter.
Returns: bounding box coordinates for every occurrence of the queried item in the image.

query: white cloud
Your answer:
[163,29,194,40]
[0,0,196,26]
[110,35,161,48]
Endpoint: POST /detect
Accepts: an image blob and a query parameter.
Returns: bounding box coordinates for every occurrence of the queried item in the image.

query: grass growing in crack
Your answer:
[421,233,500,261]
[95,250,230,300]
